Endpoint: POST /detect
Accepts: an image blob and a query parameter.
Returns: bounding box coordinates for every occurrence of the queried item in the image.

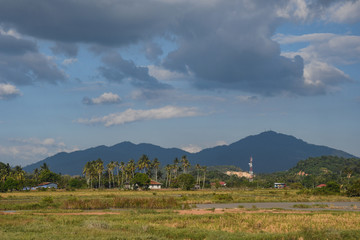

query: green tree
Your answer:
[131,173,150,190]
[177,173,195,190]
[347,179,360,197]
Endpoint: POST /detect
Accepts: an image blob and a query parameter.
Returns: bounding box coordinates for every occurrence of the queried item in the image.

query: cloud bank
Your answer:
[0,0,358,96]
[77,105,200,126]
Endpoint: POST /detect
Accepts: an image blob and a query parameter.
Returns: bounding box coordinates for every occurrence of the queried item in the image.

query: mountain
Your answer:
[23,131,357,175]
[190,131,356,173]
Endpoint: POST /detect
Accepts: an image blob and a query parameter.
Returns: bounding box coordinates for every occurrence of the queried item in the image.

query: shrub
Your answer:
[213,193,233,202]
[62,197,109,209]
[113,197,179,209]
[347,180,360,197]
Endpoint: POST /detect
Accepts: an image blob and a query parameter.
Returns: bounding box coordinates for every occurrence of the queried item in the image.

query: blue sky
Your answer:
[0,0,359,167]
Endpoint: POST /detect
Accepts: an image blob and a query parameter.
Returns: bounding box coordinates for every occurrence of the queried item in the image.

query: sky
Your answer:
[0,0,360,167]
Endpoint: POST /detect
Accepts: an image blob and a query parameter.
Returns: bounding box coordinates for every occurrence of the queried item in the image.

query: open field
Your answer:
[1,189,360,239]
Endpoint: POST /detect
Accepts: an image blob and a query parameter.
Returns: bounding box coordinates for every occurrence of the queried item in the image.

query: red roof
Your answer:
[150,180,161,185]
[38,182,52,186]
[317,184,327,188]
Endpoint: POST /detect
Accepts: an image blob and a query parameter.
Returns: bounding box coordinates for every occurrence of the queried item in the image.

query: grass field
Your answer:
[1,189,360,239]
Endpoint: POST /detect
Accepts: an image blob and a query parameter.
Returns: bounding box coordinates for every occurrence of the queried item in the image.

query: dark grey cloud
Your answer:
[51,42,78,57]
[0,0,177,46]
[0,32,66,85]
[0,32,37,55]
[99,52,170,90]
[163,1,306,96]
[0,0,351,95]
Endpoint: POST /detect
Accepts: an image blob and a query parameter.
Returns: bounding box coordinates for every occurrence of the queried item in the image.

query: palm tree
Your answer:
[165,164,172,188]
[40,163,49,172]
[114,161,120,188]
[202,166,207,189]
[152,158,160,182]
[33,168,39,182]
[95,158,104,188]
[119,161,125,187]
[173,158,179,177]
[196,164,201,186]
[13,165,25,182]
[181,155,190,174]
[127,159,136,179]
[83,161,92,188]
[138,154,150,174]
[106,162,115,188]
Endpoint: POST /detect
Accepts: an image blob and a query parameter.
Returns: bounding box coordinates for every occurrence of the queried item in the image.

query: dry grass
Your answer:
[1,189,360,239]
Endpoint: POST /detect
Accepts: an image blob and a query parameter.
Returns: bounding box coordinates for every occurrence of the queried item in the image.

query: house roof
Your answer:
[150,180,161,185]
[317,184,327,188]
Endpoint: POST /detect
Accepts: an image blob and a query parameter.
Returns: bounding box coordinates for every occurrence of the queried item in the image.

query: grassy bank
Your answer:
[1,189,360,239]
[1,210,360,239]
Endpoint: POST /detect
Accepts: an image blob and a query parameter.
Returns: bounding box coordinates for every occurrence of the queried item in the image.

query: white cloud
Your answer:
[181,144,202,153]
[303,61,351,90]
[62,58,78,65]
[273,33,336,45]
[83,92,121,105]
[0,83,21,99]
[277,33,357,94]
[0,138,78,166]
[77,105,201,126]
[276,0,311,21]
[276,33,360,65]
[148,65,186,81]
[325,0,360,23]
[0,27,21,39]
[215,140,227,146]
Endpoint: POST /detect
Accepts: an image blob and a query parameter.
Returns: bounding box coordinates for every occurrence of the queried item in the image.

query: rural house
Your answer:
[149,180,161,189]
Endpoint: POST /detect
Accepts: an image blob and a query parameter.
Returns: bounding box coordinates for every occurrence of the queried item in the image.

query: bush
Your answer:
[213,194,233,202]
[347,180,360,197]
[113,197,179,209]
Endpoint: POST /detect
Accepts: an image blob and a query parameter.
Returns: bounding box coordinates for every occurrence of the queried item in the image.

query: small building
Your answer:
[211,181,227,188]
[37,182,58,189]
[274,183,286,189]
[316,184,327,188]
[149,180,161,190]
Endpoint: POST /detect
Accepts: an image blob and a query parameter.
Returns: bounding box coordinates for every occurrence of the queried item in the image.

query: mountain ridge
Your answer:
[23,131,357,175]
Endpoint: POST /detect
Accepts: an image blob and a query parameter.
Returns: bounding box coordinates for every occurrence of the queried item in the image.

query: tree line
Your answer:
[81,154,207,190]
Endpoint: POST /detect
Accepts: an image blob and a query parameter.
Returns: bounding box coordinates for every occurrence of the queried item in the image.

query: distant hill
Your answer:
[288,156,360,176]
[23,131,357,175]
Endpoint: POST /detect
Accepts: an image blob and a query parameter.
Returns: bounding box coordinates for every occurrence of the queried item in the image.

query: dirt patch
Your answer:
[0,211,19,215]
[32,212,125,216]
[177,208,312,215]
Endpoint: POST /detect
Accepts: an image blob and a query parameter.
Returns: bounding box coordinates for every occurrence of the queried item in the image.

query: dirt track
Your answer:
[195,201,360,211]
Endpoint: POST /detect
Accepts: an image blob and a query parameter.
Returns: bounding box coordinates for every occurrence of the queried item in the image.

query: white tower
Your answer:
[249,156,254,182]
